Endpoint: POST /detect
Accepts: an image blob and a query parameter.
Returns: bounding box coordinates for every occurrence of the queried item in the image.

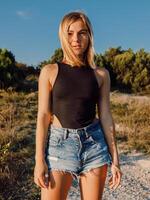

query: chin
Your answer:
[73,51,84,57]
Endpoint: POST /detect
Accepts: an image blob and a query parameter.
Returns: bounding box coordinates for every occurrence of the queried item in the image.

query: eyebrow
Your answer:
[68,29,88,32]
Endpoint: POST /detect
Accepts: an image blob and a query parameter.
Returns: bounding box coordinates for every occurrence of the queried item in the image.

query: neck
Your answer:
[62,56,86,65]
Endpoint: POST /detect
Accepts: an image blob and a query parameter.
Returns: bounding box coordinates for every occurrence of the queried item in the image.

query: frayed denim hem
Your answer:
[78,161,111,176]
[48,168,79,180]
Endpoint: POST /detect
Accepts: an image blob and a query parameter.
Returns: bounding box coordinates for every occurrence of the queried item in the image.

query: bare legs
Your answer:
[41,171,73,200]
[41,164,108,200]
[79,164,108,200]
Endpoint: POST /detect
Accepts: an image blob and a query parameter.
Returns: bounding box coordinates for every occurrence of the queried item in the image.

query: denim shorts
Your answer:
[45,119,112,179]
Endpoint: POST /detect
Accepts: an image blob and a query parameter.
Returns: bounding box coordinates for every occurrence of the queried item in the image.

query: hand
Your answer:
[108,163,122,190]
[34,160,49,189]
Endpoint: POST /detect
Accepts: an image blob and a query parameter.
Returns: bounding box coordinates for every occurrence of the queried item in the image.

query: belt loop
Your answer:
[84,128,89,138]
[64,129,69,139]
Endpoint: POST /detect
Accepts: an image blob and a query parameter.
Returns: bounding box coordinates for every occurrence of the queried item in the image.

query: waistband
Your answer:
[50,118,100,134]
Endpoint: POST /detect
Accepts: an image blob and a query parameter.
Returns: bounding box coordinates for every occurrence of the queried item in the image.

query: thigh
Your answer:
[79,164,108,200]
[41,170,73,200]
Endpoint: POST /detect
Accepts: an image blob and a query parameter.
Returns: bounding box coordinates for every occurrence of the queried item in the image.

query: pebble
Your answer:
[67,152,150,200]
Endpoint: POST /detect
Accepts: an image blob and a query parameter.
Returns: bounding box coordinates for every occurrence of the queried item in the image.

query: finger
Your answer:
[113,179,121,190]
[38,176,48,188]
[44,173,49,187]
[109,183,114,189]
[110,174,118,189]
[37,178,46,188]
[108,177,113,186]
[34,175,41,186]
[113,174,116,186]
[109,179,115,189]
[108,176,112,183]
[108,176,114,188]
[109,173,118,189]
[109,182,113,188]
[116,172,122,187]
[113,179,120,190]
[109,180,113,185]
[34,177,44,188]
[113,172,122,190]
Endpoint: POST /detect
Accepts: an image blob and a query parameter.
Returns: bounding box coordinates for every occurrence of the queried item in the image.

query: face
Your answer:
[67,19,89,58]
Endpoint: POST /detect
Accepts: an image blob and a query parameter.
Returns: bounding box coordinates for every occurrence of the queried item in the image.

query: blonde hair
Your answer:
[58,11,96,68]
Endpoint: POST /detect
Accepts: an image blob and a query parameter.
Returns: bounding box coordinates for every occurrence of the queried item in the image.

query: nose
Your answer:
[72,33,80,42]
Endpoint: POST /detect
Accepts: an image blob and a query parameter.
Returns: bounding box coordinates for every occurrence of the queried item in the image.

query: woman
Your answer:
[34,11,122,200]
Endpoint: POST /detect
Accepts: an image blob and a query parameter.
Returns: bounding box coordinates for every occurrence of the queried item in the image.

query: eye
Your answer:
[81,31,86,34]
[68,32,73,36]
[79,31,88,36]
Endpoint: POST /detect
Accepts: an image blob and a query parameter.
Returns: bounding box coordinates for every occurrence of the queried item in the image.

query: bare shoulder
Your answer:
[40,63,58,75]
[94,67,110,87]
[40,63,58,85]
[95,67,109,78]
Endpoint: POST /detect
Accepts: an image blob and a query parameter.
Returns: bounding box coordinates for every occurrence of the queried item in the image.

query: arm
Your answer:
[96,68,120,166]
[35,65,52,163]
[34,65,53,188]
[96,68,122,189]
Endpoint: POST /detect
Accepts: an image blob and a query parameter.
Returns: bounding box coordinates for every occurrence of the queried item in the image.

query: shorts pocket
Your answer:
[90,129,105,145]
[61,136,80,152]
[49,134,63,147]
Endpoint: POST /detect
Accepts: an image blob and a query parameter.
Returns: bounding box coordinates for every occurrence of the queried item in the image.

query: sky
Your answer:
[0,0,150,67]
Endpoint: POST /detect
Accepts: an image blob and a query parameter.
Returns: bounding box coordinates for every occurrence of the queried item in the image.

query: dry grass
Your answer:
[110,91,150,154]
[0,89,39,200]
[0,89,149,199]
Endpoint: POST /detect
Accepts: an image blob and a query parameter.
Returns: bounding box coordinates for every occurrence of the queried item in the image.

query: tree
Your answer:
[103,47,124,89]
[0,48,16,89]
[50,48,63,64]
[38,48,63,69]
[94,53,105,68]
[114,49,135,87]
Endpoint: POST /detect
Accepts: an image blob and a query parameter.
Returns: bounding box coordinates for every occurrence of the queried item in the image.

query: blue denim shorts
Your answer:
[45,119,112,179]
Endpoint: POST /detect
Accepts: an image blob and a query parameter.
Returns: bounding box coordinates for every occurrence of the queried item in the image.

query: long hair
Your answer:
[58,11,96,68]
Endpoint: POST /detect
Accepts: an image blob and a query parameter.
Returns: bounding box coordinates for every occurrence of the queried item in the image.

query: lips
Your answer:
[72,45,81,48]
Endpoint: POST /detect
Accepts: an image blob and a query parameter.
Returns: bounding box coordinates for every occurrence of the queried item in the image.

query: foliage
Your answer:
[0,48,39,91]
[50,48,63,64]
[0,48,16,89]
[38,48,63,69]
[0,47,150,93]
[95,47,150,93]
[0,90,150,199]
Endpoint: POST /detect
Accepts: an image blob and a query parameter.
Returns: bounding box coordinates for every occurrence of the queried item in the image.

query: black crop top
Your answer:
[50,62,99,128]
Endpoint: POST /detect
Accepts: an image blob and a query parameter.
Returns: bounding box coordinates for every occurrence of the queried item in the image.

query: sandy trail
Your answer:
[67,151,150,200]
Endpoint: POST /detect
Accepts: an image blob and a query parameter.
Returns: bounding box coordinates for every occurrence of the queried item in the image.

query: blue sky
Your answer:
[0,0,150,66]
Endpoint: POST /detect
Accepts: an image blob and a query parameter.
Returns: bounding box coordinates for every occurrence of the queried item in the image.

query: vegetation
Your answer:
[0,90,149,199]
[1,47,150,93]
[0,48,39,92]
[0,90,39,199]
[0,47,150,199]
[38,47,150,93]
[110,92,150,153]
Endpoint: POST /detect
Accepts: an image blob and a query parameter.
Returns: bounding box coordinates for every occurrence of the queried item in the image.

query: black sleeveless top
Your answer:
[50,62,99,128]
